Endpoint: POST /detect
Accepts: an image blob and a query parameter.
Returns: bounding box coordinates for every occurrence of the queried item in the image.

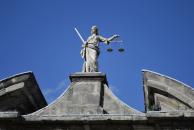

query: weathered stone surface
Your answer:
[25,72,142,118]
[0,72,47,115]
[0,70,194,130]
[142,69,194,112]
[103,84,140,114]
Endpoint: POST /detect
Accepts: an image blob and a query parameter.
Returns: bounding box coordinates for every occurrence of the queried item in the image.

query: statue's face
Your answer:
[91,28,97,34]
[91,26,98,35]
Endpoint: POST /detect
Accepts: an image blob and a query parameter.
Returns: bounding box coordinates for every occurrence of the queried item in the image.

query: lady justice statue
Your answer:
[75,26,119,72]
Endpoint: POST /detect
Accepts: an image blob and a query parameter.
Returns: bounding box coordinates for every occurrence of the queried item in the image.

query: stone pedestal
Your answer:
[68,72,108,114]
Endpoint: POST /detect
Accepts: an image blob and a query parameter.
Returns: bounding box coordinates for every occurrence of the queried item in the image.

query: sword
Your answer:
[74,28,86,59]
[74,28,85,44]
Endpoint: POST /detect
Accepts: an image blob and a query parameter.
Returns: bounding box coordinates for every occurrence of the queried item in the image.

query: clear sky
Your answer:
[0,0,194,112]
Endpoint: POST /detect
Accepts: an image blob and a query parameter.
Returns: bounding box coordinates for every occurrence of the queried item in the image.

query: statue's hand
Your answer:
[82,44,85,47]
[113,35,120,39]
[82,42,87,47]
[108,35,120,44]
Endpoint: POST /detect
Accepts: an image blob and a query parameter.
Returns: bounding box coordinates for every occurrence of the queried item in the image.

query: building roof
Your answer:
[0,70,194,123]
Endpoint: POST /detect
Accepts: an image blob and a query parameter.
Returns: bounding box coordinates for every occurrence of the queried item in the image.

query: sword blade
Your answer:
[74,28,85,44]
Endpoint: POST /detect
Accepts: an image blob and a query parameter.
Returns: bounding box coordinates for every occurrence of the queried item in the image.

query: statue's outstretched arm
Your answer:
[108,35,120,42]
[99,35,120,45]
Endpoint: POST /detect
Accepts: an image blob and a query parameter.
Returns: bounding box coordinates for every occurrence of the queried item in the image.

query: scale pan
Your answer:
[118,48,125,52]
[107,48,113,52]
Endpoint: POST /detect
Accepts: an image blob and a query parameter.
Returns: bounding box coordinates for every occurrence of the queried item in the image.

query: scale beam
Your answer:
[111,40,123,43]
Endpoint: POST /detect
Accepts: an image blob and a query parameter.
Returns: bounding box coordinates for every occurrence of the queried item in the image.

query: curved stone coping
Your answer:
[0,71,32,81]
[142,69,194,111]
[0,71,32,88]
[142,69,194,90]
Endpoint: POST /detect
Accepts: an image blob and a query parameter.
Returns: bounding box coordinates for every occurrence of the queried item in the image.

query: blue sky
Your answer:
[0,0,194,112]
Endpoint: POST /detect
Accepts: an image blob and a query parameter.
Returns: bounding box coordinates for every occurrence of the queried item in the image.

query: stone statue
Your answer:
[80,26,119,72]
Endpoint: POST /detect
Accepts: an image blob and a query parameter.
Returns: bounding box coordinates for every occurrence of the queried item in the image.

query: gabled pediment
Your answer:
[0,72,47,115]
[26,72,143,119]
[143,70,194,112]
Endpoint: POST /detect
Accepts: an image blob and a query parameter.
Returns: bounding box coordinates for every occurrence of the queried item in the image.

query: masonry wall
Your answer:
[0,119,193,130]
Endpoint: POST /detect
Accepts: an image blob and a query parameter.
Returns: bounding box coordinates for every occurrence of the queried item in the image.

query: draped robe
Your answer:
[81,34,108,72]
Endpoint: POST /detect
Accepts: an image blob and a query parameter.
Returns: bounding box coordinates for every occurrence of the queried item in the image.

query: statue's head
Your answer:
[91,26,99,35]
